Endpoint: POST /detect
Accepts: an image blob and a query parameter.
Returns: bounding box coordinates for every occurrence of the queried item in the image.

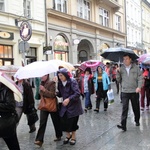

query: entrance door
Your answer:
[79,50,88,62]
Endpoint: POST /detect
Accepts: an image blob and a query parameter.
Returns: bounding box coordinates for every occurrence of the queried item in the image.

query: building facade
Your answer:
[46,0,126,64]
[0,0,45,66]
[142,0,150,53]
[125,0,144,55]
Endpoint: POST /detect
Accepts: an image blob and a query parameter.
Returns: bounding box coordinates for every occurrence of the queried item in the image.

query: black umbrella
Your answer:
[101,47,139,62]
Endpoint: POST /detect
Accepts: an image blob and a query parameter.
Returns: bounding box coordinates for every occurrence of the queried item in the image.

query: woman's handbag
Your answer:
[27,107,39,126]
[38,97,57,112]
[0,113,18,138]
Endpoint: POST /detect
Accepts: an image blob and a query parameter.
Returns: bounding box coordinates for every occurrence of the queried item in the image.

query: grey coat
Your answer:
[116,64,143,93]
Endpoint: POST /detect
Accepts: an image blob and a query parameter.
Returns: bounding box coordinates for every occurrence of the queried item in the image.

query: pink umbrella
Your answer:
[0,72,22,102]
[142,57,150,65]
[79,60,105,72]
[137,54,150,63]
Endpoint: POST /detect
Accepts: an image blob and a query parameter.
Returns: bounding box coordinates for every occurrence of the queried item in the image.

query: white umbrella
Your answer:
[14,61,59,80]
[0,65,21,76]
[48,59,75,71]
[0,72,22,102]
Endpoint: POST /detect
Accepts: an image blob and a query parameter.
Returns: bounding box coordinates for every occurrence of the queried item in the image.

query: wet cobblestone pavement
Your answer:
[1,83,150,150]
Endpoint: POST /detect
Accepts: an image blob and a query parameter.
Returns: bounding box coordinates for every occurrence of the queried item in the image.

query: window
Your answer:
[0,45,13,58]
[77,0,90,20]
[53,0,67,13]
[23,0,31,18]
[99,8,109,27]
[0,0,4,11]
[115,15,121,31]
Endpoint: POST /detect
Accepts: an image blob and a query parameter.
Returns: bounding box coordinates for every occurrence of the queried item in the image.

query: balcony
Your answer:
[96,0,121,10]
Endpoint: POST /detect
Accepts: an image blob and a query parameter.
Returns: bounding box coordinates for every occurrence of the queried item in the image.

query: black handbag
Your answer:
[0,113,17,138]
[26,107,39,126]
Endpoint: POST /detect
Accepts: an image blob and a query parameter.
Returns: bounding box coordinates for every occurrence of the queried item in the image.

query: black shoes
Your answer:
[117,125,127,131]
[94,109,99,113]
[136,122,140,126]
[63,136,72,144]
[104,108,107,111]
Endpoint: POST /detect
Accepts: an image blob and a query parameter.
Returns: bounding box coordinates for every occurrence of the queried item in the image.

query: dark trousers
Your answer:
[3,132,20,150]
[35,110,62,142]
[140,86,150,108]
[121,93,140,128]
[96,82,108,109]
[96,90,108,109]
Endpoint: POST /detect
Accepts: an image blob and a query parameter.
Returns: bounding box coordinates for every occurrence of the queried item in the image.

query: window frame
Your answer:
[77,0,91,20]
[23,0,31,18]
[99,8,109,27]
[115,15,121,31]
[53,0,67,13]
[0,0,4,11]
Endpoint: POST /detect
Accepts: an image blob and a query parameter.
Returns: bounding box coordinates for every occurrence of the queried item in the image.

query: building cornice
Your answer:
[47,9,126,37]
[142,0,150,7]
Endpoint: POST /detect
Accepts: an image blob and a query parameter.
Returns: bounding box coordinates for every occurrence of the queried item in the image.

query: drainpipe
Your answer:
[124,0,127,48]
[44,0,48,60]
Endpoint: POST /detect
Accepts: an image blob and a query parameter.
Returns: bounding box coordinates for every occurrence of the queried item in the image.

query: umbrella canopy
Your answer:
[14,60,75,80]
[142,57,150,65]
[101,47,139,62]
[0,65,21,76]
[79,60,105,72]
[137,54,150,63]
[14,61,59,80]
[48,59,75,71]
[0,72,22,102]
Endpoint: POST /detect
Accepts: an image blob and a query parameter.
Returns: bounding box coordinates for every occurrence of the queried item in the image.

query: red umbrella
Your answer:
[79,60,105,72]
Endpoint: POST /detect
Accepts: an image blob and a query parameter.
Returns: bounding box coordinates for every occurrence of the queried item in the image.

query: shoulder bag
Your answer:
[38,96,57,112]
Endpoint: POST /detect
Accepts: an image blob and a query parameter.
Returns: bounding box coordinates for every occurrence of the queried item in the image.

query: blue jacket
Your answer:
[94,71,110,91]
[57,78,83,118]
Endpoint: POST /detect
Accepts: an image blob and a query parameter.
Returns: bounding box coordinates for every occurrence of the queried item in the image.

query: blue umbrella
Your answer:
[101,47,139,62]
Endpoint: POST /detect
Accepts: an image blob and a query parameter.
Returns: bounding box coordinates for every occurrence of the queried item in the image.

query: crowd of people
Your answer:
[1,53,150,149]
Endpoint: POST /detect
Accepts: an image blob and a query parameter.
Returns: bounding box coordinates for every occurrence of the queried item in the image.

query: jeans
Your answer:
[84,92,92,108]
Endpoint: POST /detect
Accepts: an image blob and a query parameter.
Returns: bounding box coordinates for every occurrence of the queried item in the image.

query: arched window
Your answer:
[54,35,69,61]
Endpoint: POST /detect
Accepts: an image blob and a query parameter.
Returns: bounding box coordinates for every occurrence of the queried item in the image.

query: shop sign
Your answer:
[20,21,32,41]
[0,31,14,40]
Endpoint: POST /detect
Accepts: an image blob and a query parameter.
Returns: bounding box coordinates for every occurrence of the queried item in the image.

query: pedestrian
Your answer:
[140,68,150,111]
[15,79,38,133]
[93,65,111,112]
[105,62,111,81]
[34,74,62,147]
[79,67,95,112]
[57,68,83,145]
[116,53,143,131]
[112,64,119,94]
[0,82,20,150]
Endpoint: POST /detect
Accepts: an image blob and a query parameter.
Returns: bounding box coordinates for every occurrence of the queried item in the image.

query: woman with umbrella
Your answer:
[93,65,111,112]
[79,67,95,112]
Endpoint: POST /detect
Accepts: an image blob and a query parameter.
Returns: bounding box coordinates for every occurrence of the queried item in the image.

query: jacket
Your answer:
[57,78,83,118]
[79,74,95,95]
[116,63,143,93]
[16,80,35,114]
[94,70,110,91]
[0,83,16,114]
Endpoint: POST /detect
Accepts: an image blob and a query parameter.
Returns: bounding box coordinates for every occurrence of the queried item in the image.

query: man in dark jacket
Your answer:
[0,82,20,150]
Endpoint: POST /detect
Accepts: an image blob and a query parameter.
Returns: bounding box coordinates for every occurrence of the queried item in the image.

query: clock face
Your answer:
[0,32,11,38]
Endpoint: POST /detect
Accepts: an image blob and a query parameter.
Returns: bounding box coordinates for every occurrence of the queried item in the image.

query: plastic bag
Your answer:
[107,89,114,104]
